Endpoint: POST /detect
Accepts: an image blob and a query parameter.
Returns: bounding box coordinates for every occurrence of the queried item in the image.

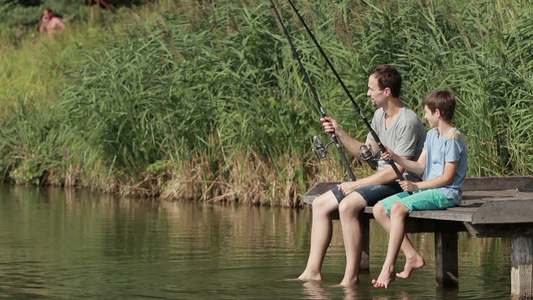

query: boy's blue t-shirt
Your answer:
[423,128,468,205]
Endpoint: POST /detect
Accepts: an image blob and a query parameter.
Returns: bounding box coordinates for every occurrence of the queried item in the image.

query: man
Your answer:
[296,65,426,286]
[40,8,66,36]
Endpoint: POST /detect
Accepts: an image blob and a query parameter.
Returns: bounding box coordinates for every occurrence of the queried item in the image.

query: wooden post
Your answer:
[435,232,458,287]
[511,236,533,300]
[360,214,370,271]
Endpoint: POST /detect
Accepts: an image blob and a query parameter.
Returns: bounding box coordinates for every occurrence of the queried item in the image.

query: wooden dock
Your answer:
[302,176,533,300]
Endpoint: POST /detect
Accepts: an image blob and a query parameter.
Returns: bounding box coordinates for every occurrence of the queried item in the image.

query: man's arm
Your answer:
[321,117,365,157]
[55,18,66,30]
[338,138,410,195]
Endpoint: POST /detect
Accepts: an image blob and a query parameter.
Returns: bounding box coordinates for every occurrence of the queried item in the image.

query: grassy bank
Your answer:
[0,0,531,206]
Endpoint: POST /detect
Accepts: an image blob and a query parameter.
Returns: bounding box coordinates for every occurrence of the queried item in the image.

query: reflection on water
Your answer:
[0,185,511,299]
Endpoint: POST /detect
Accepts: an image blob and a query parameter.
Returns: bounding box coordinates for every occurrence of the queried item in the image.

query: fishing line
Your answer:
[286,0,406,181]
[270,0,357,181]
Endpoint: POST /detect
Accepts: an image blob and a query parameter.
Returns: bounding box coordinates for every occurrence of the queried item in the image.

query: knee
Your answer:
[390,202,409,218]
[338,202,355,220]
[373,203,388,219]
[338,195,366,220]
[312,192,337,215]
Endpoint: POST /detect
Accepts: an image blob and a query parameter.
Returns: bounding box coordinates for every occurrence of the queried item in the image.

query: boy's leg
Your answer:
[394,190,454,278]
[297,190,340,281]
[373,200,425,280]
[373,200,410,288]
[337,192,367,286]
[373,190,455,287]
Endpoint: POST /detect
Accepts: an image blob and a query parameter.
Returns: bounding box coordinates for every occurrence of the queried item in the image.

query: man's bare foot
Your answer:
[396,255,425,279]
[372,270,396,289]
[283,271,322,282]
[334,277,359,287]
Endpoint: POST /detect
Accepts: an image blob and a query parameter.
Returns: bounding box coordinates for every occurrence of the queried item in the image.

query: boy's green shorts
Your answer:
[378,189,456,215]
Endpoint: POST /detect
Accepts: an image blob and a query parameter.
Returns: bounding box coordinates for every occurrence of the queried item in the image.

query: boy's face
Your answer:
[424,105,439,129]
[366,75,388,107]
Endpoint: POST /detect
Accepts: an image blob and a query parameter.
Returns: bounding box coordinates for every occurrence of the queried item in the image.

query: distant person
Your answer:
[39,8,66,36]
[372,89,468,289]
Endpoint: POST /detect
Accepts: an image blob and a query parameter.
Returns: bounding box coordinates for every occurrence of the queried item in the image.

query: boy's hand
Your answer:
[381,146,396,161]
[400,180,418,192]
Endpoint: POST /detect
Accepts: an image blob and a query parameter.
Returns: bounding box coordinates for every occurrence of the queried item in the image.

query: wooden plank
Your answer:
[464,223,533,238]
[408,210,473,222]
[302,182,339,205]
[472,199,533,224]
[462,176,533,191]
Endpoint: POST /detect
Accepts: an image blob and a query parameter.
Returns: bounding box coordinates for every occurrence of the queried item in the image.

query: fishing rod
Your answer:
[286,0,406,181]
[270,0,356,181]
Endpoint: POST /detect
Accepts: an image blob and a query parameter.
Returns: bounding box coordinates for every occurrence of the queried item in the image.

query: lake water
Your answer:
[0,185,511,299]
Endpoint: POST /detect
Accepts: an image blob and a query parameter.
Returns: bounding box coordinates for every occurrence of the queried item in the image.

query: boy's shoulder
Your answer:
[446,131,462,141]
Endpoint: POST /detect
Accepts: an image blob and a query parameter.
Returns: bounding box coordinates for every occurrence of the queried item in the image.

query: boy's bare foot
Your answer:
[372,271,396,289]
[396,255,425,279]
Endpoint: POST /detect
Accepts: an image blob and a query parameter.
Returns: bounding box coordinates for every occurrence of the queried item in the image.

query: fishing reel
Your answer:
[357,144,379,170]
[312,135,334,160]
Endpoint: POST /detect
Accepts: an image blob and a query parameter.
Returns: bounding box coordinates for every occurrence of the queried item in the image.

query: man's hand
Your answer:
[399,180,418,192]
[338,181,359,196]
[320,117,341,135]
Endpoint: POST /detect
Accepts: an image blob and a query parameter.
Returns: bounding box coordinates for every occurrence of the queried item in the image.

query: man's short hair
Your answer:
[369,65,402,98]
[423,89,456,122]
[45,8,53,14]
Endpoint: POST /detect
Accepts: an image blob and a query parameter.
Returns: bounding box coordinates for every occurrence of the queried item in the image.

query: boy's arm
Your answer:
[382,148,427,174]
[407,161,458,191]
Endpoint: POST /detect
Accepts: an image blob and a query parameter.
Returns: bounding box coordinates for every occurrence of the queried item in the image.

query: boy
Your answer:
[371,89,468,288]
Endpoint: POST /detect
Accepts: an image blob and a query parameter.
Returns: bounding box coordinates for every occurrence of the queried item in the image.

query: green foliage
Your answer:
[0,0,532,203]
[0,96,65,185]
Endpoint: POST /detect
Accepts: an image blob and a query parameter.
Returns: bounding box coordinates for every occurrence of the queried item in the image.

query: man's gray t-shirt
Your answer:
[366,107,426,181]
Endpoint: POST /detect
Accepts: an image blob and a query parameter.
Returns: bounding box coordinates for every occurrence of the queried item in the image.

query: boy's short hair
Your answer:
[369,65,402,98]
[423,89,456,122]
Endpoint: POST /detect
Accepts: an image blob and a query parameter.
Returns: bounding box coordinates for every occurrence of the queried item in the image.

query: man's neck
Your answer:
[382,98,404,119]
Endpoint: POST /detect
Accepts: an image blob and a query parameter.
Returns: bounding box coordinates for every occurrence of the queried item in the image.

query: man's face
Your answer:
[44,11,52,19]
[366,75,387,107]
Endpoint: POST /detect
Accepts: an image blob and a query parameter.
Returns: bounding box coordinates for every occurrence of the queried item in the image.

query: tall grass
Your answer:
[0,0,531,206]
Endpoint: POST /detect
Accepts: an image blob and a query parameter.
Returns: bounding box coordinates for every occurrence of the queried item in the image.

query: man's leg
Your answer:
[297,190,340,281]
[337,192,367,286]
